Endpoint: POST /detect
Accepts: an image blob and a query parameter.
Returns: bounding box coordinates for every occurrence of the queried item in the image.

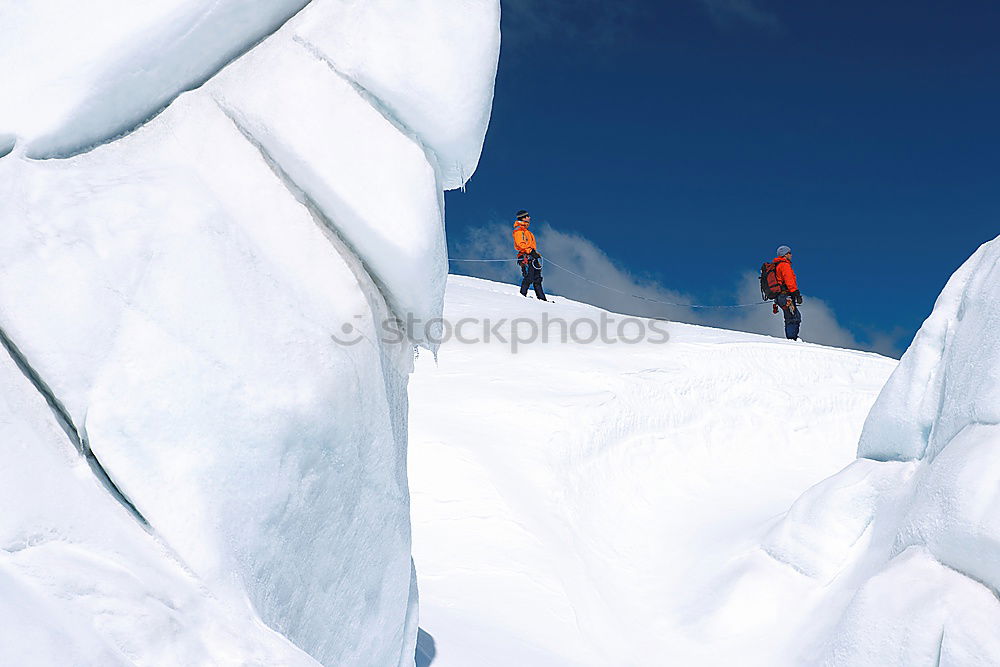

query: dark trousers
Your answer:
[520,259,547,300]
[777,293,801,340]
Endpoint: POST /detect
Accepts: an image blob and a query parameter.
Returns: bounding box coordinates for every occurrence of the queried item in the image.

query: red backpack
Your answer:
[760,262,783,300]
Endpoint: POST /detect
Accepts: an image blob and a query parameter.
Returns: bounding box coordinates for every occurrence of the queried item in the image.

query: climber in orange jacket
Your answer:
[513,210,547,301]
[772,245,802,340]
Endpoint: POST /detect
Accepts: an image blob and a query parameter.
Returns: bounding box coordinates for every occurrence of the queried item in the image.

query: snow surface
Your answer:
[411,236,1000,666]
[1,0,498,664]
[409,275,896,665]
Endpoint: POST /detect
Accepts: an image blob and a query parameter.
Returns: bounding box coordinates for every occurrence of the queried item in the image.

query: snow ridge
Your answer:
[0,323,147,528]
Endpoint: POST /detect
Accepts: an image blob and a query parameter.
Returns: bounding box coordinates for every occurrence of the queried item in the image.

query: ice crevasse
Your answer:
[0,1,499,665]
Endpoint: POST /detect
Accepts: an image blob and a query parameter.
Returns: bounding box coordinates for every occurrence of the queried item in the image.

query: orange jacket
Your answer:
[513,222,537,255]
[773,256,798,293]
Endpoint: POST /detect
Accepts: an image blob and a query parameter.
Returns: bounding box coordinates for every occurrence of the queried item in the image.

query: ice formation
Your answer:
[0,1,499,664]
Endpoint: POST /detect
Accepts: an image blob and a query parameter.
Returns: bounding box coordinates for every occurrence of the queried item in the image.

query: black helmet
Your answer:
[515,209,530,220]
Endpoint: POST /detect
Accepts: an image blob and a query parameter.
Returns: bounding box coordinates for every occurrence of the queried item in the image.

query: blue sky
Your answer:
[445,0,1000,356]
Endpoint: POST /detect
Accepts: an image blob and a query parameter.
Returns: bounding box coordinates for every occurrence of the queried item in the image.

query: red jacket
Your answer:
[773,256,798,293]
[513,222,537,255]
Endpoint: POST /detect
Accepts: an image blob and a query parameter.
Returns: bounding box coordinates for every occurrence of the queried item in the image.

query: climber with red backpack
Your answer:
[760,245,802,340]
[513,210,547,301]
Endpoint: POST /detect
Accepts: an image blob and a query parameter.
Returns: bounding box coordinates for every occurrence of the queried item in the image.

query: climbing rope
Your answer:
[448,256,767,310]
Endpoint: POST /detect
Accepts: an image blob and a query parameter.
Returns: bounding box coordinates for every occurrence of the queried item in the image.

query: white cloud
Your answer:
[451,222,905,357]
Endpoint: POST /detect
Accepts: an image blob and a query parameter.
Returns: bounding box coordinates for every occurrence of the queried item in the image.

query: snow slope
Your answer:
[0,1,498,664]
[409,275,896,665]
[414,237,1000,666]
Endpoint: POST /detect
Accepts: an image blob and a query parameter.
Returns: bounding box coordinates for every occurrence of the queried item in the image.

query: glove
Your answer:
[791,290,803,305]
[772,303,779,314]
